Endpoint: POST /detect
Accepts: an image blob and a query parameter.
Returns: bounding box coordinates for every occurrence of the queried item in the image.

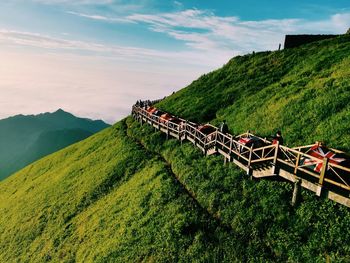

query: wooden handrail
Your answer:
[132,104,350,202]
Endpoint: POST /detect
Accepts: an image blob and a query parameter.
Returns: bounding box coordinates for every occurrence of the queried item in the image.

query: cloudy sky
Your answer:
[0,0,349,123]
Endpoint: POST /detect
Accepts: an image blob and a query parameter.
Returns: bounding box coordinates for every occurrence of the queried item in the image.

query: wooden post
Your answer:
[247,145,253,176]
[180,123,184,146]
[214,131,218,151]
[203,135,208,156]
[319,158,329,185]
[166,122,169,140]
[294,153,301,175]
[292,179,301,207]
[262,146,265,159]
[316,158,328,196]
[228,136,233,162]
[272,141,280,175]
[229,136,233,152]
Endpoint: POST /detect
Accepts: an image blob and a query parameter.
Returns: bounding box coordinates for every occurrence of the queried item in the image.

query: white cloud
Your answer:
[29,0,150,14]
[123,9,350,54]
[0,49,204,123]
[0,28,232,67]
[66,8,349,57]
[32,0,114,5]
[0,27,224,123]
[66,11,133,23]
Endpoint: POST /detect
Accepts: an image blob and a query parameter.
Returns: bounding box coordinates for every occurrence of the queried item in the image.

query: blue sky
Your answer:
[0,0,349,123]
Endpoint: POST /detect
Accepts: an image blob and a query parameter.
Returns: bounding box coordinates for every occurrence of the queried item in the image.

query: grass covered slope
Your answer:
[2,116,350,262]
[158,35,350,150]
[127,117,350,262]
[0,121,240,262]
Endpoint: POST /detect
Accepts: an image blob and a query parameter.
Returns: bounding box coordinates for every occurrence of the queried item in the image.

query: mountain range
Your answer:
[0,109,109,180]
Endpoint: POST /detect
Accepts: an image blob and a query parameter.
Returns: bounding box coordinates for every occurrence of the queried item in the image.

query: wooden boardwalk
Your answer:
[132,104,350,208]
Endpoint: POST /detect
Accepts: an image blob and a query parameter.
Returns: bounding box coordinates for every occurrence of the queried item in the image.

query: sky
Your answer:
[0,1,349,123]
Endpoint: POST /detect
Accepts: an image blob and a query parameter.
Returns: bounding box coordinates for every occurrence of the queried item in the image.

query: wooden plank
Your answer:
[324,177,350,191]
[250,157,274,163]
[327,191,350,207]
[328,162,350,173]
[292,144,316,150]
[252,167,276,178]
[272,142,279,174]
[252,144,275,153]
[207,148,217,156]
[319,158,329,185]
[232,158,250,172]
[218,149,231,159]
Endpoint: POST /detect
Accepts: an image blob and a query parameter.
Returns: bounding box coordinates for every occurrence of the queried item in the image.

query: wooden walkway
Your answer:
[132,104,350,208]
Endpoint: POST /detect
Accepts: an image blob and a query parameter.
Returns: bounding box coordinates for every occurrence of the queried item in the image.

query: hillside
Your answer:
[157,35,350,151]
[1,36,350,262]
[0,109,109,180]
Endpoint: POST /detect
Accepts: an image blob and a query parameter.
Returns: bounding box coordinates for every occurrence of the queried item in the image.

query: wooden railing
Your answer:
[278,146,350,191]
[132,104,350,207]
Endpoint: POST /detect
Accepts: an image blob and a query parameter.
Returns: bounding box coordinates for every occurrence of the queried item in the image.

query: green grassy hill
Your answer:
[0,109,109,180]
[158,35,350,150]
[1,36,350,262]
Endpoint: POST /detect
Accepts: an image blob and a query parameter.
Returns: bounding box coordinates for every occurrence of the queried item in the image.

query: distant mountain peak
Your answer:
[0,108,110,180]
[53,108,71,115]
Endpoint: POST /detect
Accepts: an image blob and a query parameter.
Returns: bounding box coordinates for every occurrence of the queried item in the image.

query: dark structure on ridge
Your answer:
[284,34,339,49]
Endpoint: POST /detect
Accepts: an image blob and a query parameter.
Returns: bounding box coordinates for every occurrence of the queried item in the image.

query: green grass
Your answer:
[127,116,350,262]
[0,121,241,262]
[157,35,350,150]
[1,36,350,262]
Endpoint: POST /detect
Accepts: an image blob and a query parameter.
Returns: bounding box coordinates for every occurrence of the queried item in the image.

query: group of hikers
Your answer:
[219,120,283,145]
[135,101,284,145]
[135,97,167,109]
[135,100,151,109]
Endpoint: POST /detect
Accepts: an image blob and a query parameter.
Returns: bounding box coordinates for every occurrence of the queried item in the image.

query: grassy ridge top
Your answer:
[1,36,350,262]
[158,35,350,150]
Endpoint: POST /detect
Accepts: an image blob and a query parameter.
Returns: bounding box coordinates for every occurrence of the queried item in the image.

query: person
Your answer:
[139,100,144,108]
[272,130,283,145]
[220,120,229,134]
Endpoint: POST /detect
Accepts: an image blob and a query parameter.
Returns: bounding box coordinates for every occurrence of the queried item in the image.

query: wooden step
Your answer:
[252,167,276,178]
[207,148,217,156]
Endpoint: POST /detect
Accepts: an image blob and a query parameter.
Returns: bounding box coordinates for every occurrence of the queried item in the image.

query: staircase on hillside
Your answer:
[132,104,350,208]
